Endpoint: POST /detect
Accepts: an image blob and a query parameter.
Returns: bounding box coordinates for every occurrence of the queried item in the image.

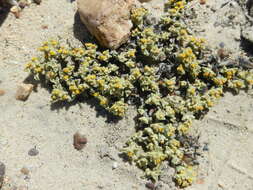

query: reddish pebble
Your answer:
[196,178,205,184]
[0,89,5,96]
[41,25,48,29]
[200,0,206,5]
[217,48,229,60]
[73,132,87,150]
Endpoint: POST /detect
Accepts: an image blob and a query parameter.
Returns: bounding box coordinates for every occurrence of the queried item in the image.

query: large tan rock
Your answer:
[77,0,135,49]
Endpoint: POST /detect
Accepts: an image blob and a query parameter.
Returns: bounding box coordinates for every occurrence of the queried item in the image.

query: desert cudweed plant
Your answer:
[26,0,253,187]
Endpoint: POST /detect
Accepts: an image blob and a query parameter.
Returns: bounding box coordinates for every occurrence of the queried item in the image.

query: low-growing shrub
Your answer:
[26,0,253,187]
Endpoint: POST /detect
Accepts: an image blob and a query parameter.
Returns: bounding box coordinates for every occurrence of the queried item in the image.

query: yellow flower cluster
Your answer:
[109,100,127,117]
[177,47,200,77]
[174,166,197,188]
[131,7,148,27]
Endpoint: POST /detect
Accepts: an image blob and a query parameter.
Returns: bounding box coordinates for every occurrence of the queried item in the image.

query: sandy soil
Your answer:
[0,0,253,190]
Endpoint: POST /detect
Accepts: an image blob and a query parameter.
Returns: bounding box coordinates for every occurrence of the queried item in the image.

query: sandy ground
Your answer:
[0,0,253,189]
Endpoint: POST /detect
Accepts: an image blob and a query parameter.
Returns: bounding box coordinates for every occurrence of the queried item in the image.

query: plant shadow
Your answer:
[23,74,122,123]
[51,95,122,123]
[0,5,10,27]
[240,31,253,57]
[73,11,96,44]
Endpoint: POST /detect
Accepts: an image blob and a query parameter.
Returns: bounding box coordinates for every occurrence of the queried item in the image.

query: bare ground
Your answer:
[0,0,253,189]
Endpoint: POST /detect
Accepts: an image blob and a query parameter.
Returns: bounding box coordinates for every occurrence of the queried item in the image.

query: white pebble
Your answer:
[112,162,118,169]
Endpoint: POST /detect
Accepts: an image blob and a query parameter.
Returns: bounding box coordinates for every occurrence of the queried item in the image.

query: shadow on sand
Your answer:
[23,74,121,123]
[0,5,10,27]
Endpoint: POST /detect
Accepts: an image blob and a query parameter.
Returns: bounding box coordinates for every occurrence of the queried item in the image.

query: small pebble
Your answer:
[41,25,48,29]
[28,147,39,156]
[145,182,155,189]
[112,162,118,170]
[219,42,225,48]
[20,167,29,175]
[73,132,87,150]
[196,178,205,184]
[193,160,200,165]
[19,0,28,8]
[10,5,21,18]
[97,185,104,189]
[0,89,5,96]
[33,0,41,4]
[199,0,206,5]
[217,48,229,60]
[203,143,209,151]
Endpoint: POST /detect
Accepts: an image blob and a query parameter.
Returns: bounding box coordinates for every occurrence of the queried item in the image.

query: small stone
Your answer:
[145,182,155,189]
[193,160,200,165]
[19,0,28,8]
[219,42,225,48]
[203,143,209,151]
[41,25,48,29]
[0,89,5,96]
[217,48,229,60]
[196,178,205,184]
[112,162,118,169]
[28,147,39,156]
[15,83,33,101]
[10,5,21,18]
[0,162,5,188]
[33,0,41,4]
[20,167,29,175]
[199,0,206,5]
[73,132,87,150]
[97,145,110,158]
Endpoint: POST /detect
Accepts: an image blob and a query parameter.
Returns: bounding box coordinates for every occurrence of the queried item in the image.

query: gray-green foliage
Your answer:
[26,0,253,187]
